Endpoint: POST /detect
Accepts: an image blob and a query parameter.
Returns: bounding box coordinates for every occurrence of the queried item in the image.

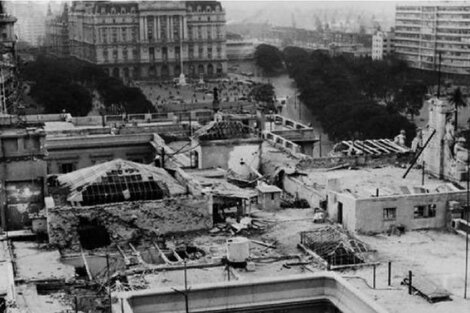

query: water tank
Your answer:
[226,237,250,263]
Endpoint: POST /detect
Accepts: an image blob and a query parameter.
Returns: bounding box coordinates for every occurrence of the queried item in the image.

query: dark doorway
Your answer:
[337,202,343,224]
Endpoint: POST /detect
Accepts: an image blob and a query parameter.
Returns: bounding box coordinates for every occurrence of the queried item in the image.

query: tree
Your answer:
[281,48,418,143]
[449,87,467,130]
[393,82,426,121]
[21,54,154,115]
[254,44,284,76]
[249,83,276,112]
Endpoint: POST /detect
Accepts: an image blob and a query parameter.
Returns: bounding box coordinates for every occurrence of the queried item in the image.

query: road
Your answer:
[270,74,334,157]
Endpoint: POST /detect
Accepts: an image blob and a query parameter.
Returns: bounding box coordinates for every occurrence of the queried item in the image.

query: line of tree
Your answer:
[21,54,154,116]
[282,46,432,143]
[254,44,285,76]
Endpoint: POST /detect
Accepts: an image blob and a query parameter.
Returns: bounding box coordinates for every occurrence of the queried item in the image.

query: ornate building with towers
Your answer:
[65,1,227,81]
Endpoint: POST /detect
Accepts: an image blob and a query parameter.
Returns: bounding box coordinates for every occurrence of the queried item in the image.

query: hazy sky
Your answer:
[222,1,400,29]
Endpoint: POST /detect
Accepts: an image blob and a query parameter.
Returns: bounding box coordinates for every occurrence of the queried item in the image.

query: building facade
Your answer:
[395,2,470,75]
[45,4,69,58]
[4,1,46,47]
[371,31,395,60]
[67,1,227,81]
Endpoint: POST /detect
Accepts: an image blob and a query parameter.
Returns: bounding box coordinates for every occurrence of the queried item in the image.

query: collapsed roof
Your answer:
[57,159,186,205]
[331,139,410,156]
[192,121,256,141]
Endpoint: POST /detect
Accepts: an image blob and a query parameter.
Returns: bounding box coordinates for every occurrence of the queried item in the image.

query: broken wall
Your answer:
[297,153,412,170]
[47,195,212,250]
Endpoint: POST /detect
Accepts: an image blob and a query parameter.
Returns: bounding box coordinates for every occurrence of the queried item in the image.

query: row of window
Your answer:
[383,205,437,221]
[101,46,224,61]
[100,27,138,43]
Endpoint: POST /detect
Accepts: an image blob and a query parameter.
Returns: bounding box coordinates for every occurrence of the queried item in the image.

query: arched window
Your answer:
[112,67,120,77]
[161,65,169,77]
[111,7,116,14]
[207,63,214,75]
[197,64,204,74]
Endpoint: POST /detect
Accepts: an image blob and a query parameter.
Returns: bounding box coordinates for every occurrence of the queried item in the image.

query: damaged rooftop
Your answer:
[297,166,464,198]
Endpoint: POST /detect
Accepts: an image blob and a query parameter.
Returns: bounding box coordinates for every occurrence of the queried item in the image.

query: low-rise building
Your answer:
[326,168,466,233]
[257,183,282,211]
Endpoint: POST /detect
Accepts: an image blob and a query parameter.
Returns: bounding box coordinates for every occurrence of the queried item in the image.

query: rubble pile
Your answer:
[48,195,212,250]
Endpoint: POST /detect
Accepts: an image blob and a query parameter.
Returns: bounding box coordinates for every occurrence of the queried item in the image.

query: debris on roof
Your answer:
[192,120,256,141]
[330,139,410,157]
[300,225,374,269]
[56,159,186,205]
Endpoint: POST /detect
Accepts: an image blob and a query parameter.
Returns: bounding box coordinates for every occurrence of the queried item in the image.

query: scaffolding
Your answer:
[300,226,376,270]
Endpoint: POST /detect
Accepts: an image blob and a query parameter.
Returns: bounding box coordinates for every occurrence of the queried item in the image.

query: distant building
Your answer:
[371,31,394,60]
[45,3,69,58]
[226,39,255,60]
[5,1,46,47]
[66,1,227,81]
[395,2,470,75]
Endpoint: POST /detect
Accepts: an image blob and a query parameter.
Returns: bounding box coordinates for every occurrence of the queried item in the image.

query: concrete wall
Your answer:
[0,160,47,230]
[0,130,48,230]
[327,191,357,230]
[328,190,469,233]
[113,272,388,313]
[47,195,212,250]
[46,134,155,174]
[283,176,323,208]
[199,139,262,175]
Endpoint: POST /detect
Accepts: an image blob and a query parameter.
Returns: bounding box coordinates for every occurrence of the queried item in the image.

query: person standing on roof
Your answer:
[394,129,407,147]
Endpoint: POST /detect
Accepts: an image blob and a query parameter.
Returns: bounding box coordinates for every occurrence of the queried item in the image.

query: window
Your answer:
[414,204,436,218]
[383,208,396,221]
[271,193,275,200]
[60,163,75,174]
[131,27,137,42]
[122,27,127,41]
[102,28,107,43]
